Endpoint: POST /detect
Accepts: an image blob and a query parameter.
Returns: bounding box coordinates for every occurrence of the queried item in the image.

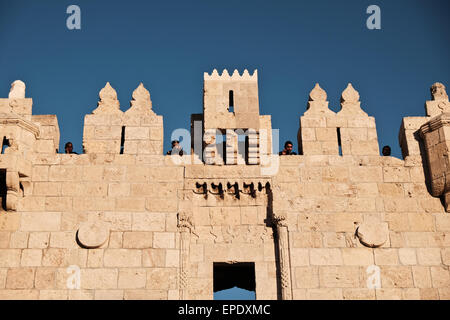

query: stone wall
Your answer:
[0,75,449,300]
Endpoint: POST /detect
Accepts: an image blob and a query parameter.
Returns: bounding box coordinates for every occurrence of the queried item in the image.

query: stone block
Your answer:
[0,249,21,267]
[142,249,166,267]
[153,233,175,249]
[290,248,309,266]
[10,231,29,248]
[306,288,342,300]
[430,267,450,288]
[6,268,35,289]
[104,249,142,267]
[310,249,343,265]
[374,249,399,265]
[380,266,414,288]
[147,268,177,290]
[35,268,56,289]
[39,290,68,300]
[294,267,319,289]
[32,166,49,182]
[375,288,403,300]
[118,268,147,289]
[21,249,42,267]
[87,249,104,268]
[123,232,153,248]
[342,248,374,265]
[123,289,167,300]
[319,266,361,288]
[116,198,145,212]
[94,290,124,300]
[132,212,165,231]
[419,288,439,300]
[343,289,376,300]
[398,248,417,265]
[417,248,442,265]
[350,167,383,182]
[20,212,61,231]
[0,289,39,300]
[33,182,61,196]
[0,232,9,249]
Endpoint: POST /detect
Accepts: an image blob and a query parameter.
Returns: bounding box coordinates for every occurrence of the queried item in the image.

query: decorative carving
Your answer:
[92,82,122,114]
[8,80,25,99]
[204,69,257,81]
[419,113,450,211]
[125,83,156,115]
[280,268,290,289]
[338,83,368,116]
[179,228,191,299]
[276,225,293,300]
[272,211,288,227]
[309,83,327,102]
[305,83,334,116]
[76,221,110,248]
[341,83,360,103]
[223,226,236,243]
[177,210,193,232]
[356,219,388,248]
[431,82,448,101]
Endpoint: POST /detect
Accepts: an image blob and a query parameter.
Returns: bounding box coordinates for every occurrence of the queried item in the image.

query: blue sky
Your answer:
[0,0,449,299]
[1,0,449,157]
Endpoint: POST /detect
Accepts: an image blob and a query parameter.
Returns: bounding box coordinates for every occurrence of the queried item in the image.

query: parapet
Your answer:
[204,69,258,82]
[83,82,163,155]
[0,80,60,211]
[298,83,379,156]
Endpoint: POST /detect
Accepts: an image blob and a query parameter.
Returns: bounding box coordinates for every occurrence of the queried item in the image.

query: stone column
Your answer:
[177,208,193,300]
[272,213,293,300]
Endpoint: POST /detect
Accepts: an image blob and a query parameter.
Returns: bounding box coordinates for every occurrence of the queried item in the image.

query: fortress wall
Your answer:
[1,154,183,300]
[0,76,449,300]
[275,155,450,300]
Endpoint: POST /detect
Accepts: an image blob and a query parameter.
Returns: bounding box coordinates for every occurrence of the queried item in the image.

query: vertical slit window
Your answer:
[229,90,234,113]
[120,126,125,154]
[337,128,342,156]
[1,137,9,154]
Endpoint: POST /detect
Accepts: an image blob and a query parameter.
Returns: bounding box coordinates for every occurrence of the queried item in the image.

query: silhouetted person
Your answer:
[65,142,78,154]
[382,145,391,156]
[166,140,183,156]
[279,141,297,155]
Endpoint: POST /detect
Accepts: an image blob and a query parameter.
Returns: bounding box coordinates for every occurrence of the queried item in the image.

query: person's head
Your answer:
[65,142,73,154]
[284,141,293,152]
[171,140,179,148]
[382,145,391,156]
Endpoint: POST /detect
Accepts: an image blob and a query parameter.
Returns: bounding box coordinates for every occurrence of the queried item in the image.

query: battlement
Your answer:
[0,73,449,301]
[203,69,258,82]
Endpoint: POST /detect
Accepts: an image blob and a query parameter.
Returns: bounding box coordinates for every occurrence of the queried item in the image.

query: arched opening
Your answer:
[213,262,256,300]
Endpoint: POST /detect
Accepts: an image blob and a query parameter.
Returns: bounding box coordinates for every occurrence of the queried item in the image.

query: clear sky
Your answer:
[0,0,449,298]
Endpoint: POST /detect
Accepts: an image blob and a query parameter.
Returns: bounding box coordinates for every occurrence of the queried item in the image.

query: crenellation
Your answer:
[0,75,449,300]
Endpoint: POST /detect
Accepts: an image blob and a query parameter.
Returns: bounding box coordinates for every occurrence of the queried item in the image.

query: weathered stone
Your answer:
[76,221,109,249]
[356,220,389,248]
